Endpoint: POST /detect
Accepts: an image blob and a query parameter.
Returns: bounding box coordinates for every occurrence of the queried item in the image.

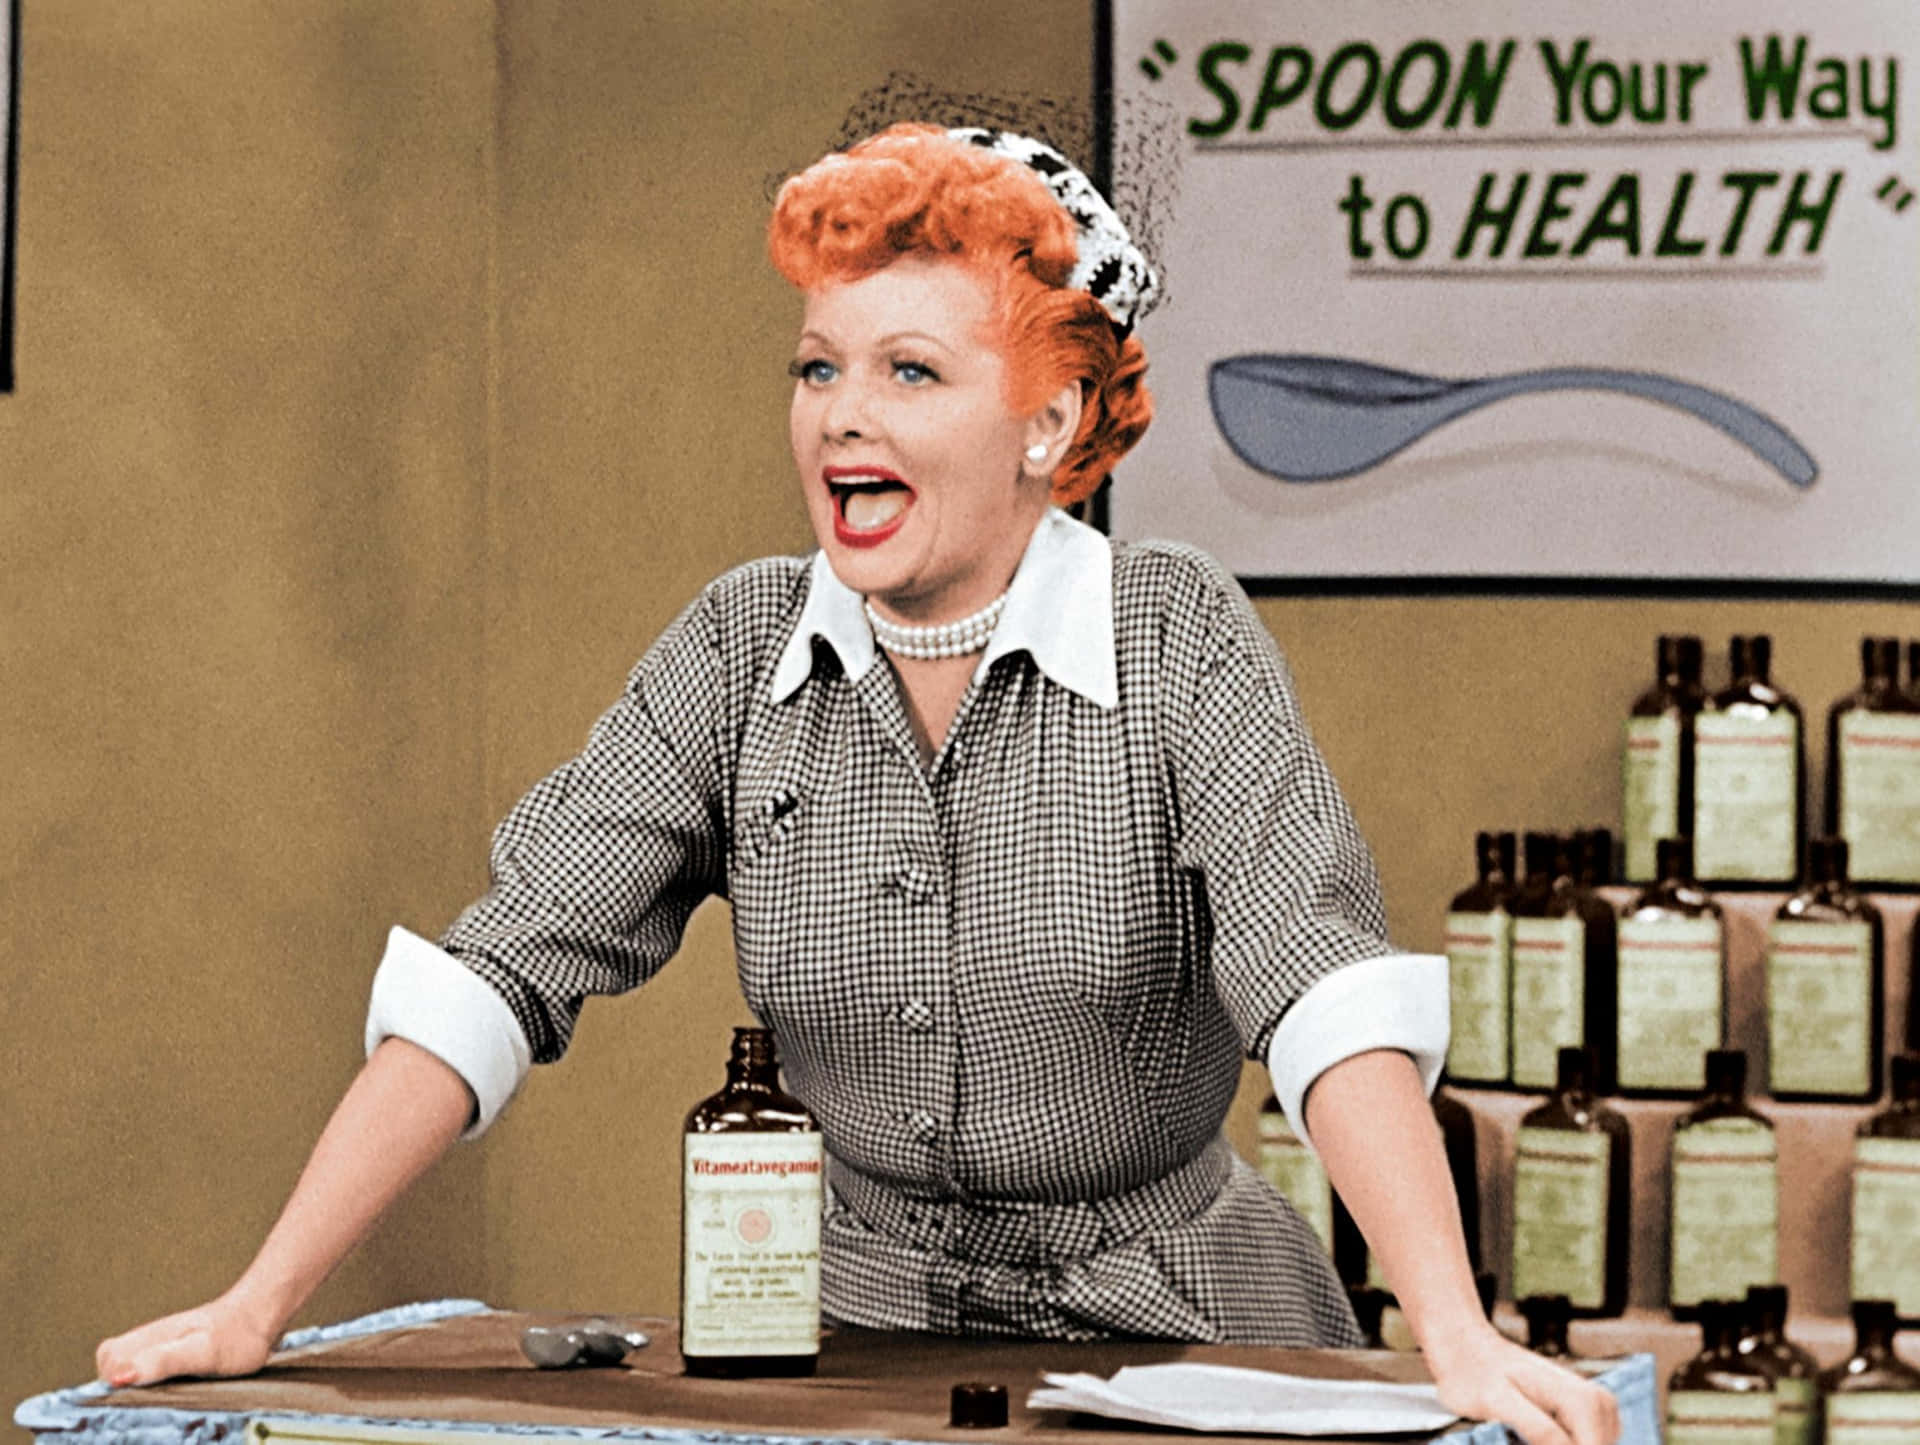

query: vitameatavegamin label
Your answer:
[682,1132,824,1357]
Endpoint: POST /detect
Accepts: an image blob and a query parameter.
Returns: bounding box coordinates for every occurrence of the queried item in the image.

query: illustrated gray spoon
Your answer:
[1209,354,1818,488]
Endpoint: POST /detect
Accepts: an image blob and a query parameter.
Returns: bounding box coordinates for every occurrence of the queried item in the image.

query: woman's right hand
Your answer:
[95,1292,279,1388]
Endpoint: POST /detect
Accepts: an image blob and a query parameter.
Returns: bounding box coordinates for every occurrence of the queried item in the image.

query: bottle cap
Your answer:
[1697,1298,1743,1351]
[1656,836,1694,882]
[1524,831,1562,880]
[1556,1046,1594,1094]
[1808,836,1849,884]
[1519,1294,1573,1350]
[950,1383,1009,1429]
[1659,634,1704,682]
[1745,1284,1788,1333]
[1892,1053,1920,1101]
[1576,828,1615,886]
[1705,1049,1748,1098]
[1863,636,1899,685]
[1852,1299,1898,1343]
[1730,634,1772,681]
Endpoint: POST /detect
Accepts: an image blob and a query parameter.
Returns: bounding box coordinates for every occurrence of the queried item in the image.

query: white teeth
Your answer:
[844,489,910,530]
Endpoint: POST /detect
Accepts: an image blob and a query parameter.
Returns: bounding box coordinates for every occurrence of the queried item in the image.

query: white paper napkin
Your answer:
[1027,1361,1461,1436]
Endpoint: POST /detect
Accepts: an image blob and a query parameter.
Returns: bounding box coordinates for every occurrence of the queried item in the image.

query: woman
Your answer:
[99,124,1617,1445]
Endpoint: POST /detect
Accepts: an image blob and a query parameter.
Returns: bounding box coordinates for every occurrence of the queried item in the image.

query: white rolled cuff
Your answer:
[364,925,533,1140]
[1266,952,1450,1155]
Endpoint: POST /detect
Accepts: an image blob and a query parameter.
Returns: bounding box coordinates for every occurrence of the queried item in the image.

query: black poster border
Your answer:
[1089,0,1920,602]
[2,0,19,393]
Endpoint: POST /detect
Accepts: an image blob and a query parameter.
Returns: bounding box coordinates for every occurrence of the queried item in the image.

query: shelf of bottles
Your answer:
[1459,886,1917,1320]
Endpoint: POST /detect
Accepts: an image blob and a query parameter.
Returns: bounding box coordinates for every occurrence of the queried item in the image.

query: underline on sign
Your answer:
[1348,263,1825,281]
[1196,127,1877,154]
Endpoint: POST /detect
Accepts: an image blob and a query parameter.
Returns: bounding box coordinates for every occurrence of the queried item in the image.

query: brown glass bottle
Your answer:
[1695,635,1805,889]
[1669,1050,1778,1320]
[1511,1046,1630,1317]
[1445,831,1517,1087]
[1849,1054,1920,1326]
[1820,1300,1920,1445]
[1829,637,1920,891]
[1347,1285,1389,1349]
[1617,838,1727,1096]
[1766,837,1885,1102]
[1669,1299,1778,1445]
[1333,1083,1482,1292]
[1737,1285,1820,1445]
[1625,635,1706,884]
[1909,641,1920,708]
[1510,833,1619,1093]
[681,1027,823,1378]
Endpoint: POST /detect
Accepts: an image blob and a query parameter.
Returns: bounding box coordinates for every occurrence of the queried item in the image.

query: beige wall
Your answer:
[7,1,1917,1433]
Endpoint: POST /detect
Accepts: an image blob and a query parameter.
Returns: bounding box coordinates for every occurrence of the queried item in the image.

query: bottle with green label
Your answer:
[1767,837,1885,1102]
[1625,634,1706,884]
[1829,637,1920,891]
[1849,1053,1920,1325]
[1511,1046,1630,1317]
[681,1027,823,1378]
[1446,831,1517,1086]
[1617,837,1727,1096]
[1256,1092,1337,1256]
[1820,1300,1920,1445]
[1737,1285,1820,1445]
[1670,1050,1779,1317]
[1510,833,1619,1093]
[1696,635,1805,889]
[1669,1299,1778,1445]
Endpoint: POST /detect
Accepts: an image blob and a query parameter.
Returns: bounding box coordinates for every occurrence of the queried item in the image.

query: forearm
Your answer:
[223,1037,474,1336]
[1304,1048,1481,1368]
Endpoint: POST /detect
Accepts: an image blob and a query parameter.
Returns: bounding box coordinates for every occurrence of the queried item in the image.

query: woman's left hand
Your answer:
[1424,1318,1622,1445]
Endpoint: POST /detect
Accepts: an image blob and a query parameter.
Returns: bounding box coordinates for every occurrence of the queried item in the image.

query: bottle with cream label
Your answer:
[1669,1050,1779,1317]
[1669,1299,1778,1445]
[1625,635,1706,884]
[1511,1046,1630,1317]
[1830,637,1920,890]
[1256,1094,1336,1255]
[682,1027,824,1377]
[1696,635,1805,888]
[1617,837,1727,1096]
[1738,1285,1819,1445]
[1766,837,1884,1102]
[1510,833,1618,1093]
[1849,1053,1920,1326]
[1445,831,1517,1086]
[1820,1300,1920,1445]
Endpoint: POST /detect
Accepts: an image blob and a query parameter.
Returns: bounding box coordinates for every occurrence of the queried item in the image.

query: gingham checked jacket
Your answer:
[411,511,1417,1345]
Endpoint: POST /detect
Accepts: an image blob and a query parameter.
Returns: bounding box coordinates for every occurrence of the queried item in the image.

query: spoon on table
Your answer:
[1208,354,1818,488]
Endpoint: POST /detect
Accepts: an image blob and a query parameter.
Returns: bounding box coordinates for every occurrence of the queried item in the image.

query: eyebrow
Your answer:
[795,329,957,354]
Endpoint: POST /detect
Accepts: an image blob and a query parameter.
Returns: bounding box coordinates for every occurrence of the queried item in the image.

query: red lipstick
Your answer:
[825,466,915,549]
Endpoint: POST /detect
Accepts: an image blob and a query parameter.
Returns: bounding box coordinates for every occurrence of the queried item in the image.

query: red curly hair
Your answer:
[768,124,1151,507]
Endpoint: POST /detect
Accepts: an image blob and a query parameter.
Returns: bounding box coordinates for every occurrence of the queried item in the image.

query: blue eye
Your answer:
[789,358,837,385]
[893,359,938,385]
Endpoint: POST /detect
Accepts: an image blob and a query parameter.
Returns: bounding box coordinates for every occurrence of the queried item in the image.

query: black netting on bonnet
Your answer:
[766,71,1182,318]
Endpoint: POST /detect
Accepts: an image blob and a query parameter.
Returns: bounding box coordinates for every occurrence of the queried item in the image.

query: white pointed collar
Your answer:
[769,507,1117,710]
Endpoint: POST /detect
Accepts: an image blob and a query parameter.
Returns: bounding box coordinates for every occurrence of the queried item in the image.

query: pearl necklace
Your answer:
[864,592,1009,660]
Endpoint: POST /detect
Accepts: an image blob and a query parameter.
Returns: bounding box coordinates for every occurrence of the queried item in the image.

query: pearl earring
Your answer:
[1026,444,1048,462]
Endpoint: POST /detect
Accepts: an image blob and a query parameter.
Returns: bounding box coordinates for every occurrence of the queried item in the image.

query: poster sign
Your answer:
[1105,0,1920,586]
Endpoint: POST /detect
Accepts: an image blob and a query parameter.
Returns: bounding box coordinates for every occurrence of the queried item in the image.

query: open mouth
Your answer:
[826,470,916,544]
